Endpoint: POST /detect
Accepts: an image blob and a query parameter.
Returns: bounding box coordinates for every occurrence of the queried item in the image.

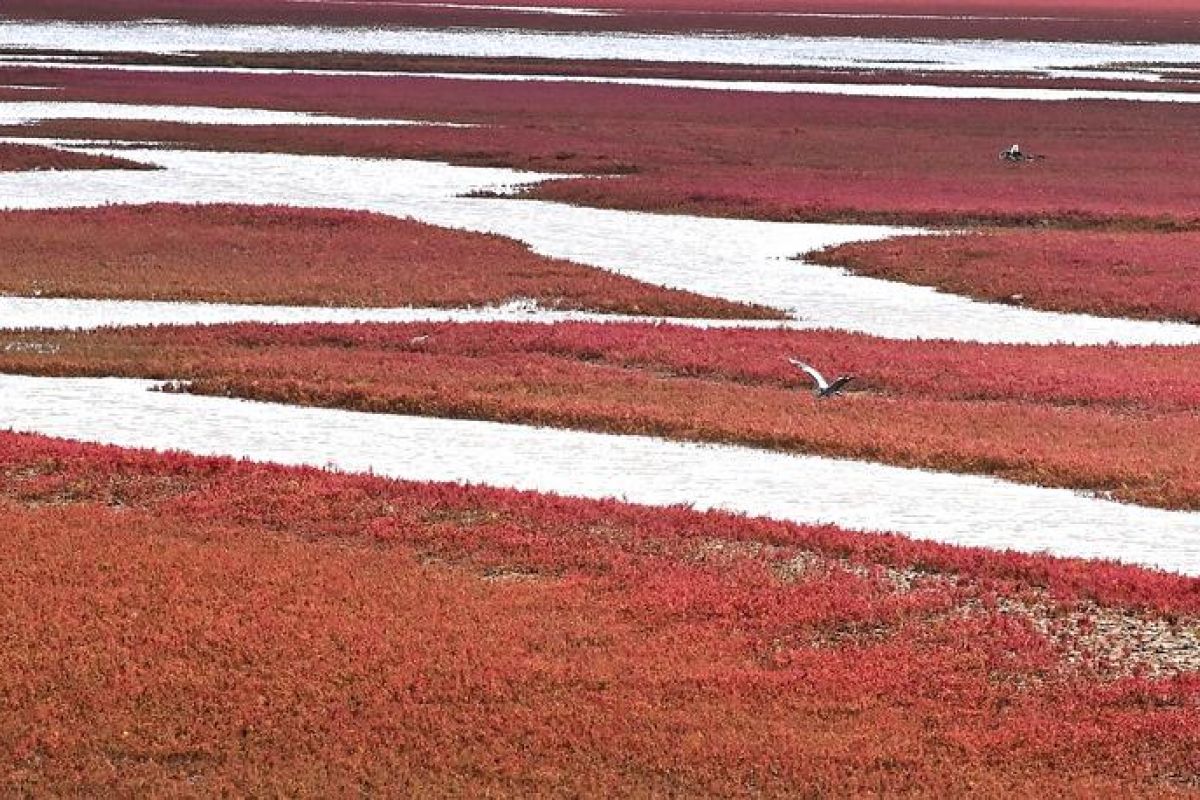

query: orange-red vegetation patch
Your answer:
[5,322,1200,510]
[0,204,777,318]
[0,141,154,172]
[1,430,1198,795]
[814,229,1200,324]
[11,68,1200,226]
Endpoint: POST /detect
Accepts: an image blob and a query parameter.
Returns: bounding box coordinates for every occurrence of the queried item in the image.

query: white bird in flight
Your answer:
[787,358,855,398]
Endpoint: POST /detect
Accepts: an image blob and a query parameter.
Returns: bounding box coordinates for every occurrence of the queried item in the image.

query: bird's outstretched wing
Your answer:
[825,375,855,396]
[787,358,828,391]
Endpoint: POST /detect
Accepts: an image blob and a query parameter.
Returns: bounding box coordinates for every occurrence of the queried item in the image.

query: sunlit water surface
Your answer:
[3,22,1200,80]
[2,374,1196,576]
[0,296,783,330]
[0,100,456,126]
[2,145,1198,345]
[388,71,1200,103]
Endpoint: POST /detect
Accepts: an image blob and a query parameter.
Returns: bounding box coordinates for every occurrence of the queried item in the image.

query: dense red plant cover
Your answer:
[814,230,1200,324]
[10,68,1200,225]
[5,0,1200,41]
[0,204,774,317]
[0,141,154,172]
[5,322,1200,509]
[4,8,1198,790]
[0,429,1198,794]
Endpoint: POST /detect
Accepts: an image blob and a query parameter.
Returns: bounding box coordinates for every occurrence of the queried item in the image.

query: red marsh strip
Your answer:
[0,203,777,318]
[0,428,1197,794]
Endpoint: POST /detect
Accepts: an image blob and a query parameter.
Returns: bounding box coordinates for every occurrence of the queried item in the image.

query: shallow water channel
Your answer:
[4,22,1200,79]
[3,374,1197,576]
[0,100,453,126]
[1,145,1199,345]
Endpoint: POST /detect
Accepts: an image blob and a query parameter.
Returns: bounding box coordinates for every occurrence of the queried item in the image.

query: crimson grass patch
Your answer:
[813,229,1200,324]
[0,141,155,172]
[0,430,1197,794]
[0,203,777,318]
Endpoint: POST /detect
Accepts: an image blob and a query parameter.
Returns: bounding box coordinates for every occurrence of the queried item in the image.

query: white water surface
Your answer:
[1,374,1196,576]
[0,296,787,331]
[362,1,618,16]
[3,22,1200,79]
[0,100,448,126]
[1,144,1198,346]
[380,70,1200,103]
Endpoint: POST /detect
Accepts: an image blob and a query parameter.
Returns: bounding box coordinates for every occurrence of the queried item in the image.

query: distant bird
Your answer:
[787,358,854,398]
[999,143,1044,163]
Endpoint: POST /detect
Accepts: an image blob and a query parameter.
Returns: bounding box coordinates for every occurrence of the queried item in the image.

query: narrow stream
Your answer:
[3,374,1196,575]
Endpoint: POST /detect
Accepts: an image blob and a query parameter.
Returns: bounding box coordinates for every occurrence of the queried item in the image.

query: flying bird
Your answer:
[787,358,854,398]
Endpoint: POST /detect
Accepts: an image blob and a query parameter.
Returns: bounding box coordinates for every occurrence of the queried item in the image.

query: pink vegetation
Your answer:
[0,141,155,172]
[0,204,775,317]
[814,229,1200,323]
[9,69,1200,225]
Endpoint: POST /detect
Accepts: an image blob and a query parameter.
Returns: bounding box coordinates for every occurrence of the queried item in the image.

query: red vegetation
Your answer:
[1,429,1198,794]
[5,0,1200,41]
[11,68,1200,225]
[0,204,774,318]
[5,322,1200,509]
[0,141,154,172]
[814,229,1200,324]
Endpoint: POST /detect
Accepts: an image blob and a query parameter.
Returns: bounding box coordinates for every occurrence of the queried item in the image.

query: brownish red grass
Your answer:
[5,322,1200,510]
[0,204,776,318]
[1,429,1198,795]
[10,69,1200,226]
[813,229,1200,324]
[5,0,1200,41]
[0,141,155,172]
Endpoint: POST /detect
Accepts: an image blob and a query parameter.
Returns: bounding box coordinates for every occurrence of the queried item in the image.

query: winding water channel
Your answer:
[3,145,1199,345]
[4,374,1197,576]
